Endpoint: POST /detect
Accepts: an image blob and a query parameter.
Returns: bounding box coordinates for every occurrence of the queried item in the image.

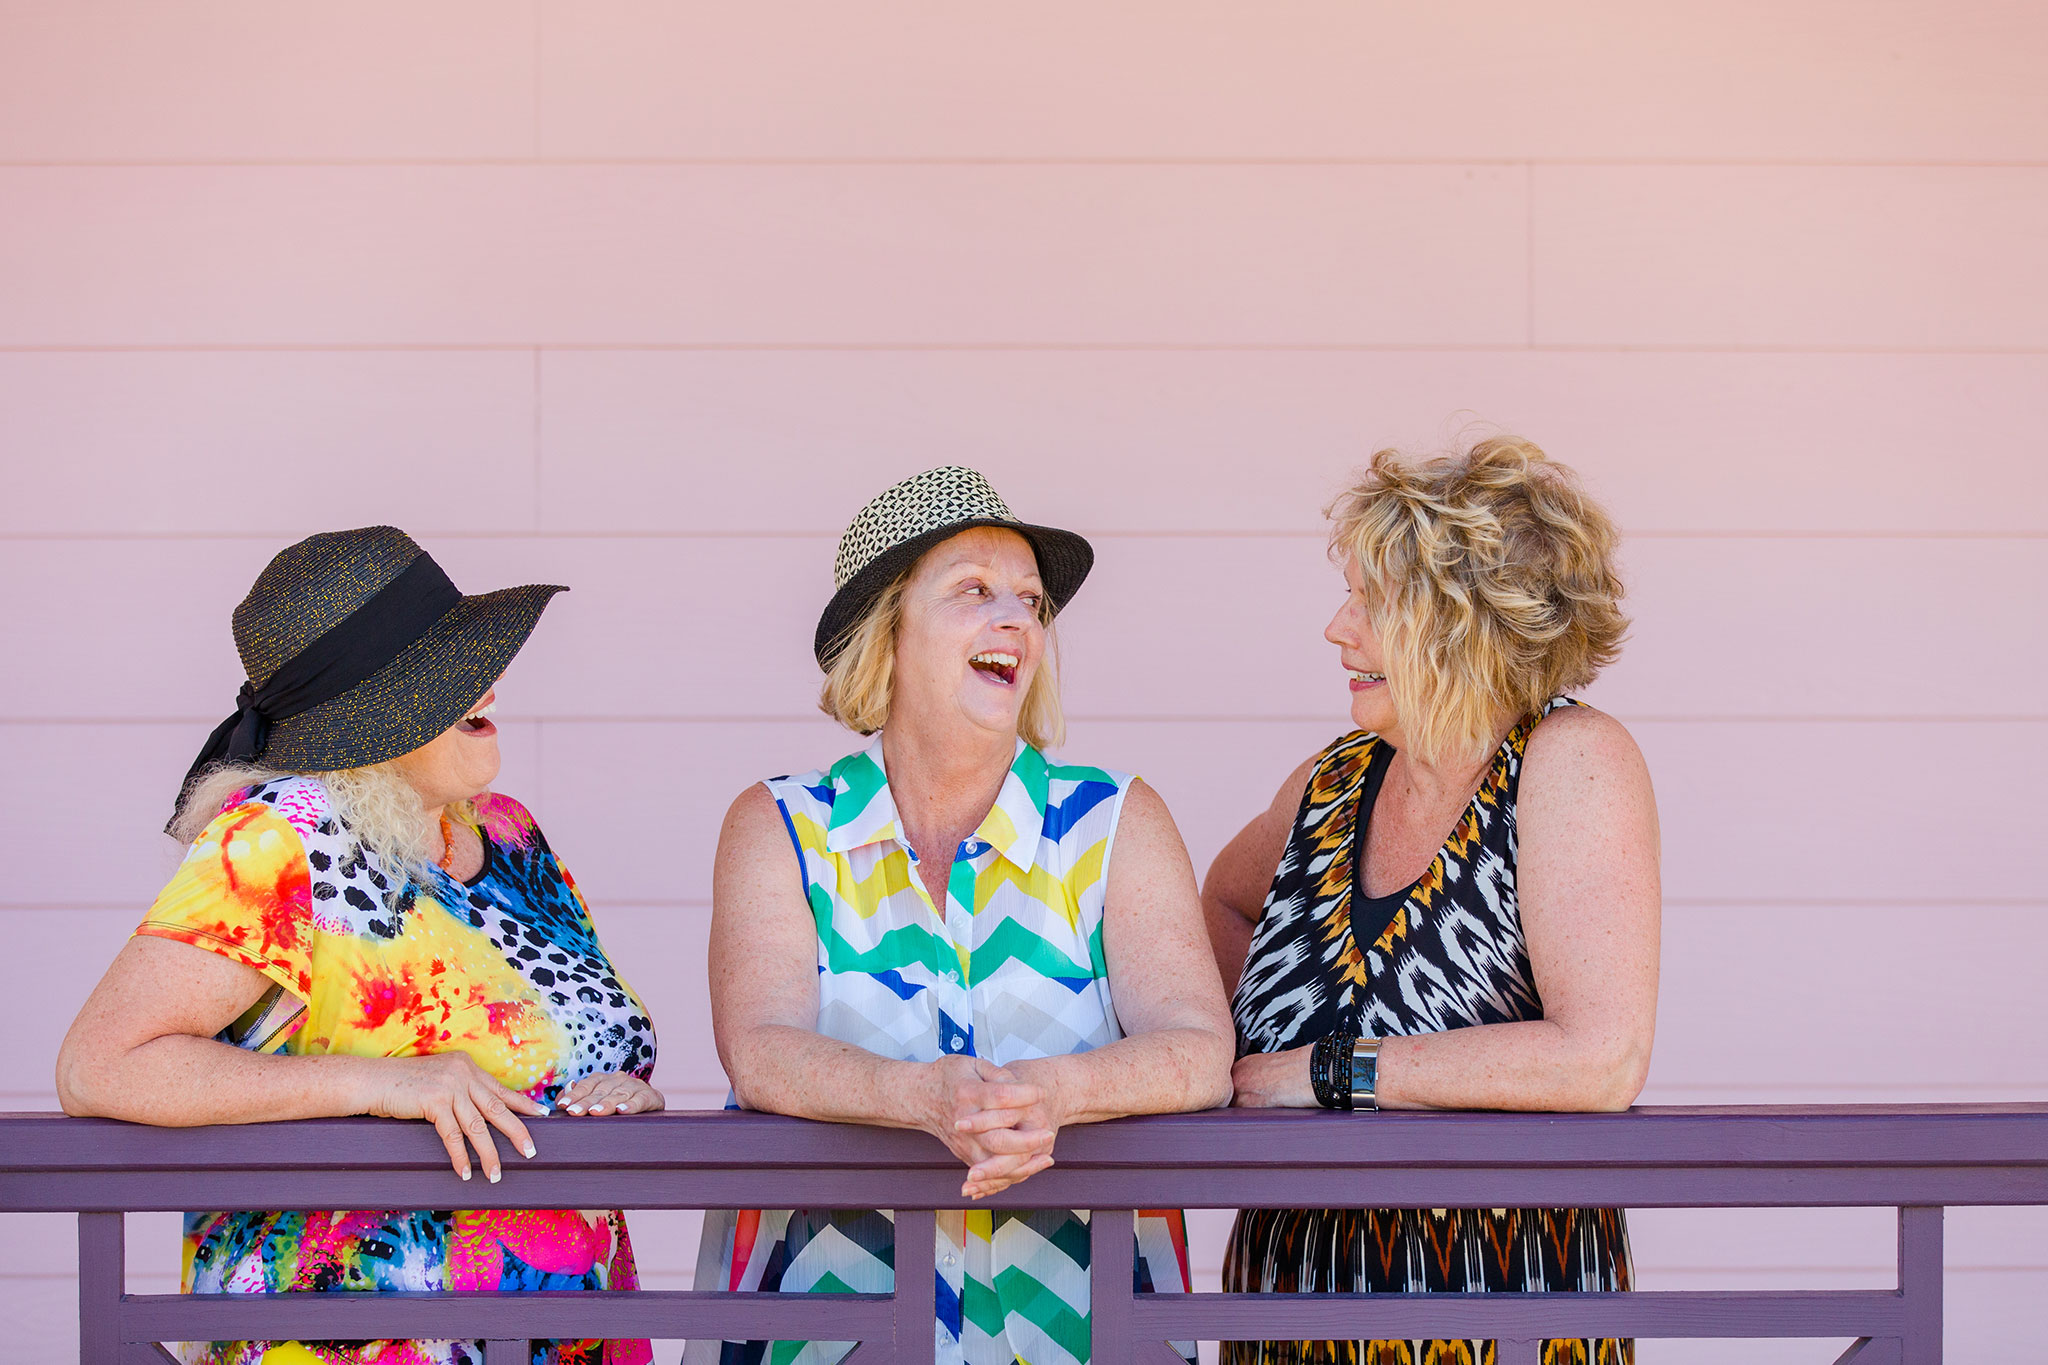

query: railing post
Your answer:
[1898,1205,1943,1363]
[78,1211,123,1365]
[891,1208,936,1365]
[1089,1208,1135,1364]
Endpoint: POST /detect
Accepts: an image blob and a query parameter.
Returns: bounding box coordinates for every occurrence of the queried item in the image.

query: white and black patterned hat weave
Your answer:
[815,465,1094,667]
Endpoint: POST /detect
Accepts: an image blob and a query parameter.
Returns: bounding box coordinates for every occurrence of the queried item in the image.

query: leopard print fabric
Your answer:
[1223,698,1633,1365]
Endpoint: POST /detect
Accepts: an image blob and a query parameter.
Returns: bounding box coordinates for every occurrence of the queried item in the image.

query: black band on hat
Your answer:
[169,553,464,829]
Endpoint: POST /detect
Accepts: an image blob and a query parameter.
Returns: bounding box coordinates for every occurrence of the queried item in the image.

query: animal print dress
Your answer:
[1224,698,1632,1365]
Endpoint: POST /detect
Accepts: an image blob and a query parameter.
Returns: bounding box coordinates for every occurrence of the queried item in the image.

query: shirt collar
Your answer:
[824,733,1049,874]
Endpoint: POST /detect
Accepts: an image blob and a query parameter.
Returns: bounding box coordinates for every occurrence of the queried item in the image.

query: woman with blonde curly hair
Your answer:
[1206,437,1660,1365]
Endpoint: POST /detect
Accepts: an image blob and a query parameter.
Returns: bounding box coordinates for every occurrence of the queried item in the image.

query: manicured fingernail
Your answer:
[618,1103,633,1113]
[535,1104,553,1116]
[487,1168,501,1184]
[523,1143,536,1158]
[460,1169,472,1182]
[568,1104,583,1114]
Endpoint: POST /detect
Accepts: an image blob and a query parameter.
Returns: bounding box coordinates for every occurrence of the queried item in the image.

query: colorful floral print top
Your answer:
[135,776,657,1365]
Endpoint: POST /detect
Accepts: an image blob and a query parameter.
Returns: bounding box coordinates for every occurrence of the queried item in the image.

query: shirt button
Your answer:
[944,1253,957,1266]
[948,969,962,982]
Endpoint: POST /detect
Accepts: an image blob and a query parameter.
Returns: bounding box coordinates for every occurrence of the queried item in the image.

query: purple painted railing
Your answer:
[7,1104,2046,1365]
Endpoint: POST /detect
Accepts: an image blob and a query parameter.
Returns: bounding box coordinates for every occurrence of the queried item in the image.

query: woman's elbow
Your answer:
[1576,1036,1651,1113]
[1187,1025,1237,1110]
[53,1041,107,1118]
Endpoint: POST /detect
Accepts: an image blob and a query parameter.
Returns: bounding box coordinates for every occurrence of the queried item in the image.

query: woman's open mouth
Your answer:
[969,652,1019,686]
[1347,670,1386,693]
[457,698,498,736]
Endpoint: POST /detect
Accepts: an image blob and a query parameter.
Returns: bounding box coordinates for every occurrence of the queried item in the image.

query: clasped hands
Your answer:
[923,1054,1061,1199]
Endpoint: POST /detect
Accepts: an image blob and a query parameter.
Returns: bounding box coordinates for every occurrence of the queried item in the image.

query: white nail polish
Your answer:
[460,1169,472,1182]
[487,1169,501,1184]
[523,1144,536,1158]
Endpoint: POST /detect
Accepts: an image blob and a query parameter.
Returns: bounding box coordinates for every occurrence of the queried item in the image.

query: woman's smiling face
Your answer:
[892,527,1047,741]
[391,684,504,810]
[1325,556,1397,736]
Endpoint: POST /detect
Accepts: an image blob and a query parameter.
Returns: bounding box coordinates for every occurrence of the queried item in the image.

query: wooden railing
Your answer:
[7,1104,2046,1363]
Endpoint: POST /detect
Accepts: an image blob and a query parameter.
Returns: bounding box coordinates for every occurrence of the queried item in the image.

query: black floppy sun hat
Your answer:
[814,466,1094,669]
[171,526,565,824]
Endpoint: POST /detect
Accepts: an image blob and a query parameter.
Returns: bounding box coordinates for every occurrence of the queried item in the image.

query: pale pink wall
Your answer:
[3,3,2045,1359]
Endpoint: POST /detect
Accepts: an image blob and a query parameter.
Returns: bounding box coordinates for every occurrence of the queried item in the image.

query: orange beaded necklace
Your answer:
[438,811,457,871]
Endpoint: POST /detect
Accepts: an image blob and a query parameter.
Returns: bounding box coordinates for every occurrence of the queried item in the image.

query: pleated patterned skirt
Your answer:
[1220,1205,1634,1365]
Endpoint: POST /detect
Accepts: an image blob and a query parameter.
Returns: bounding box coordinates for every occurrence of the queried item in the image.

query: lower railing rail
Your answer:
[8,1104,2045,1364]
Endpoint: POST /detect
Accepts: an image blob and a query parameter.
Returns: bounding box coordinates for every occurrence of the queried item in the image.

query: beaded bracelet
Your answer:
[1309,1032,1359,1110]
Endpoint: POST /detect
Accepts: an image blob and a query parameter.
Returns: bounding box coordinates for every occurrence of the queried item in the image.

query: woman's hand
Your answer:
[1230,1044,1318,1108]
[360,1052,546,1183]
[920,1056,1058,1199]
[557,1072,666,1117]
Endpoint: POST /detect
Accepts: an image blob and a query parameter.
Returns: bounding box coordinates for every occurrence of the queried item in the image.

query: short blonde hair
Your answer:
[818,567,1067,750]
[1328,435,1628,766]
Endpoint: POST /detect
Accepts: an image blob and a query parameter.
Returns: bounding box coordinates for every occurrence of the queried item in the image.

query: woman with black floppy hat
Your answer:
[56,526,662,1365]
[692,467,1235,1365]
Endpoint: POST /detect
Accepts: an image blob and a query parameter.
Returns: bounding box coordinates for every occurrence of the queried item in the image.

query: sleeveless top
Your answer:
[690,735,1193,1365]
[136,776,656,1365]
[1223,699,1633,1365]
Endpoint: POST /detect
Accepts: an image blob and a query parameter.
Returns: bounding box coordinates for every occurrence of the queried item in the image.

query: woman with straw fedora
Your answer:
[56,526,662,1365]
[693,466,1235,1365]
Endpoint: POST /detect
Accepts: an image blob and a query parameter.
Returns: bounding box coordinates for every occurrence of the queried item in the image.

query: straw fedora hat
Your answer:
[173,526,565,821]
[814,466,1094,668]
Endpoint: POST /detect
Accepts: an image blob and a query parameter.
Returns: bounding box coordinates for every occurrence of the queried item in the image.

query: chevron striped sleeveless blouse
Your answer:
[691,735,1193,1365]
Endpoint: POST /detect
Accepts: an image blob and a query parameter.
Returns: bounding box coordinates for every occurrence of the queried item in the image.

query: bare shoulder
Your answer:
[1270,751,1319,819]
[714,782,800,874]
[723,781,783,830]
[1520,705,1656,819]
[1119,774,1171,824]
[1112,777,1190,858]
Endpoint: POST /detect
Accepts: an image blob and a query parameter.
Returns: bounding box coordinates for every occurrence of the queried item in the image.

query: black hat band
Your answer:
[170,553,464,827]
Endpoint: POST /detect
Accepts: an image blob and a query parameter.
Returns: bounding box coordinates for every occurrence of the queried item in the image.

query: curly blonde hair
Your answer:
[1328,435,1628,766]
[819,566,1066,750]
[171,760,477,885]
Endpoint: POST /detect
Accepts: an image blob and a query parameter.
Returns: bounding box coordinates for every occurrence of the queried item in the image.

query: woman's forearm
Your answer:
[1377,1018,1649,1113]
[1016,1024,1235,1126]
[59,1034,379,1126]
[724,1024,937,1128]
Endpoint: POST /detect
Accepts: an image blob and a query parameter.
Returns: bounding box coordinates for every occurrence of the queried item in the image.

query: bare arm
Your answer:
[1201,756,1315,998]
[1379,708,1660,1111]
[1001,780,1235,1124]
[707,784,1056,1197]
[58,934,544,1180]
[1234,708,1662,1113]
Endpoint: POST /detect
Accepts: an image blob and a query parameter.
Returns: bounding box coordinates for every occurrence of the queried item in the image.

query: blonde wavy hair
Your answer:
[1328,435,1628,767]
[819,568,1067,750]
[171,760,477,886]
